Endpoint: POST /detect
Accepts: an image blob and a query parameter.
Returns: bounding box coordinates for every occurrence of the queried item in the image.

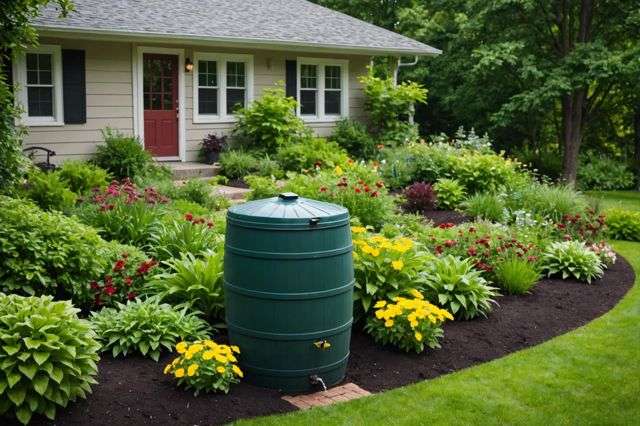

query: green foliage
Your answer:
[171,179,229,211]
[0,196,106,300]
[57,161,110,194]
[254,156,285,179]
[245,175,279,200]
[150,217,222,262]
[329,118,376,159]
[219,150,259,180]
[233,86,306,151]
[421,255,499,320]
[90,298,212,361]
[541,241,605,283]
[504,183,589,222]
[145,251,225,320]
[0,294,99,425]
[462,193,505,222]
[433,178,466,210]
[453,151,524,194]
[578,153,635,191]
[275,137,349,172]
[0,73,28,194]
[493,257,540,295]
[21,169,77,211]
[605,209,640,242]
[94,128,152,179]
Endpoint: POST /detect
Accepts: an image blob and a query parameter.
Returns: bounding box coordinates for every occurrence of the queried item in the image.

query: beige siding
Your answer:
[22,38,370,163]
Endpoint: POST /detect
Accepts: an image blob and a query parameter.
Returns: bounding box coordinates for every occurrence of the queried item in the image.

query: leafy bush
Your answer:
[462,193,505,222]
[254,156,285,178]
[0,295,100,425]
[275,137,349,172]
[164,340,242,395]
[493,257,540,295]
[233,86,306,151]
[57,161,110,194]
[364,292,453,353]
[352,228,432,313]
[91,254,157,309]
[245,175,279,200]
[504,183,588,222]
[434,178,466,210]
[21,169,77,211]
[219,150,259,180]
[421,255,499,320]
[145,251,225,319]
[541,241,604,283]
[0,72,28,193]
[577,152,635,191]
[403,181,437,213]
[94,128,152,179]
[150,216,221,262]
[551,210,607,243]
[453,151,523,194]
[329,118,376,159]
[90,298,212,361]
[0,196,106,300]
[172,179,229,210]
[605,209,640,241]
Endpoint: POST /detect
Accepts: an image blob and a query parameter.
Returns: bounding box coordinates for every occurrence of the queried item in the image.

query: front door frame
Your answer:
[133,46,186,161]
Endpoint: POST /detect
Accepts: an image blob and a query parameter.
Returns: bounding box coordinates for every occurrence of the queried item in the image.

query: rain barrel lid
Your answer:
[227,193,349,229]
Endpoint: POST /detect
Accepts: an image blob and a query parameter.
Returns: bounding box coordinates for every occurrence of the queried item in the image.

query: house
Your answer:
[12,0,439,163]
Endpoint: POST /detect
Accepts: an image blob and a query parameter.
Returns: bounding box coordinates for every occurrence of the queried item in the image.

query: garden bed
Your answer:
[421,209,470,226]
[23,255,634,426]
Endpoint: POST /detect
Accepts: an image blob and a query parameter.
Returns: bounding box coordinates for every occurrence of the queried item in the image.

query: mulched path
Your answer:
[225,178,249,189]
[23,256,634,426]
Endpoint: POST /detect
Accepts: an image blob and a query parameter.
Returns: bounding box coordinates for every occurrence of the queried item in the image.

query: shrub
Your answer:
[493,257,540,295]
[245,175,279,200]
[403,181,437,213]
[578,152,635,191]
[450,126,493,152]
[219,150,259,180]
[0,196,106,300]
[0,72,28,193]
[505,183,588,223]
[255,156,285,178]
[145,251,225,319]
[57,161,110,194]
[21,169,77,211]
[606,209,640,241]
[329,118,376,159]
[364,291,453,353]
[91,255,157,309]
[94,128,152,179]
[352,228,432,313]
[150,216,221,262]
[453,151,522,194]
[541,241,604,283]
[200,134,227,160]
[462,193,505,222]
[433,178,466,210]
[233,86,306,151]
[173,179,229,210]
[421,255,499,320]
[164,340,242,395]
[275,137,349,172]
[0,295,100,425]
[90,298,212,361]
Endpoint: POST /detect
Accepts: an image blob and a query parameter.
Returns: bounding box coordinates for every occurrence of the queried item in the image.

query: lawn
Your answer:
[240,240,640,426]
[587,190,640,211]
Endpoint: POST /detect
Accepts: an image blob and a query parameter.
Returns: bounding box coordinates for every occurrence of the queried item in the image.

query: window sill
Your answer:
[18,119,65,127]
[300,116,346,124]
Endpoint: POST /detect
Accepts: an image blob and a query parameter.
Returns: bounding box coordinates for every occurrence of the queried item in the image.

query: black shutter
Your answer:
[62,49,86,124]
[285,60,297,100]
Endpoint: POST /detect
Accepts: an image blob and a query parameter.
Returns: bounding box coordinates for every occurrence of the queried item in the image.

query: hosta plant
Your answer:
[541,241,605,283]
[433,178,466,210]
[421,255,500,320]
[0,295,100,425]
[144,250,225,320]
[90,298,212,361]
[150,214,222,262]
[352,227,433,314]
[364,290,453,353]
[164,340,243,395]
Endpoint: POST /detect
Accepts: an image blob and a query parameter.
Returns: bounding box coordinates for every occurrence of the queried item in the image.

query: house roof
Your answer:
[33,0,440,55]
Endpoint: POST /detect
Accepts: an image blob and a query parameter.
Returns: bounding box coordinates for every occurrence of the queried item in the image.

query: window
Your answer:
[192,53,253,123]
[297,58,348,121]
[14,45,63,125]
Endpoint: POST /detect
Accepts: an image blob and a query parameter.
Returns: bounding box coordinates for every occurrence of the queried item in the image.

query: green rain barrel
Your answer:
[224,192,354,392]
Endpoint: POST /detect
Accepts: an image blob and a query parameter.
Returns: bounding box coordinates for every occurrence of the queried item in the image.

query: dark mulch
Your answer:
[226,178,249,189]
[421,209,470,226]
[23,256,634,426]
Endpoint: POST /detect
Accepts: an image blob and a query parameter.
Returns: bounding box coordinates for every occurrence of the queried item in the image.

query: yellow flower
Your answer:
[176,342,188,354]
[187,364,199,377]
[351,226,366,234]
[163,364,172,374]
[188,343,204,354]
[231,345,241,354]
[409,289,423,299]
[375,309,386,319]
[361,244,373,254]
[370,248,380,257]
[227,354,238,363]
[171,358,180,366]
[216,366,226,374]
[409,320,419,328]
[374,300,387,308]
[384,319,394,327]
[202,350,215,360]
[391,260,404,271]
[334,165,344,176]
[184,352,193,360]
[214,354,228,364]
[414,332,423,342]
[174,368,185,378]
[232,364,244,378]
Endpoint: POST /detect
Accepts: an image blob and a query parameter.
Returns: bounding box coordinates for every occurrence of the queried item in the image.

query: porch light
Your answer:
[185,58,194,73]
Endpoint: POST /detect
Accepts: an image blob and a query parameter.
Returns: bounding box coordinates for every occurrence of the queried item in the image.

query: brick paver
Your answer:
[282,383,371,409]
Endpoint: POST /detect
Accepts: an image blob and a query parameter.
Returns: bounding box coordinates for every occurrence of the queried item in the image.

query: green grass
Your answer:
[239,241,640,426]
[587,190,640,211]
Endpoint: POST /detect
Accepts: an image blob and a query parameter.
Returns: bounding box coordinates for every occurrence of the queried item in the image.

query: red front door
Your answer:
[143,54,178,157]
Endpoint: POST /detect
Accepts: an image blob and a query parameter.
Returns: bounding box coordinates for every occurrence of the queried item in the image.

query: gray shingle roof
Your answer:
[34,0,440,55]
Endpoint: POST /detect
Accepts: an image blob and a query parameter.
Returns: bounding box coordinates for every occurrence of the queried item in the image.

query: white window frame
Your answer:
[296,57,349,122]
[13,45,64,126]
[192,52,254,124]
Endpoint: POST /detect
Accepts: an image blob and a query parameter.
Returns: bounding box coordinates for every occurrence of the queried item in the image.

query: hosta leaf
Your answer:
[450,300,460,313]
[50,366,64,384]
[7,370,21,388]
[33,375,49,396]
[2,345,20,356]
[8,385,27,406]
[15,404,32,425]
[18,363,37,380]
[32,351,50,366]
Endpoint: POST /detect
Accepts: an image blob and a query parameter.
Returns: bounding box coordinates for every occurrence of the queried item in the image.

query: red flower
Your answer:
[104,285,117,296]
[467,246,478,256]
[104,275,113,286]
[136,259,157,275]
[185,212,194,222]
[124,276,133,286]
[468,227,476,233]
[375,181,384,188]
[113,259,126,272]
[364,185,370,193]
[355,187,362,193]
[435,245,443,255]
[438,222,455,229]
[320,186,328,193]
[127,292,137,301]
[444,239,456,247]
[370,191,378,198]
[90,281,99,290]
[207,220,214,228]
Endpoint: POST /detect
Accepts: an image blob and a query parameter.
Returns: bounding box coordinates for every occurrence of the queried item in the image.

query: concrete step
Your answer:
[162,161,221,180]
[214,185,251,201]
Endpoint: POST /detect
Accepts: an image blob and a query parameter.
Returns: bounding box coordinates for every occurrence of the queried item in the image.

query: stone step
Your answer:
[162,161,221,180]
[214,185,251,201]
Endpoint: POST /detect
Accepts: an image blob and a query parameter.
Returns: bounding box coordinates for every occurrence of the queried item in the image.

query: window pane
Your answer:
[26,54,38,71]
[151,94,161,110]
[227,62,245,87]
[27,87,53,117]
[199,88,218,114]
[198,60,217,87]
[325,91,341,115]
[27,70,39,85]
[162,95,173,110]
[300,90,316,115]
[39,71,52,85]
[226,88,245,113]
[144,94,151,110]
[325,66,341,89]
[301,64,317,89]
[38,54,52,71]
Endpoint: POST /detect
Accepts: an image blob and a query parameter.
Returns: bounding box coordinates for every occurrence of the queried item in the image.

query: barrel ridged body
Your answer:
[224,193,353,392]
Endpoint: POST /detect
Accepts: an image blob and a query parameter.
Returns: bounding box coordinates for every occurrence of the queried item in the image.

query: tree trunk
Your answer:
[561,90,586,185]
[634,106,640,190]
